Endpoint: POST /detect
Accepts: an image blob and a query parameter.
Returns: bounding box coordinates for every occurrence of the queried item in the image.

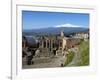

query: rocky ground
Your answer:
[22,51,66,69]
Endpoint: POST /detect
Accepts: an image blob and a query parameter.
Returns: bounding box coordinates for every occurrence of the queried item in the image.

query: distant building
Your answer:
[73,29,89,40]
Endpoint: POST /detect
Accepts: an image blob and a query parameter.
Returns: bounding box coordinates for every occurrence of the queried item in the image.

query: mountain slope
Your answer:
[23,27,89,36]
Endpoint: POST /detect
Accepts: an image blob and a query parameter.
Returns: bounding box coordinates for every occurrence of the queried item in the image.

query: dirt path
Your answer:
[67,47,79,66]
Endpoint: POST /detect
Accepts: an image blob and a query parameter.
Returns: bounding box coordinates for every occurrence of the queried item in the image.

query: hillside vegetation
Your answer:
[64,40,89,66]
[77,40,89,66]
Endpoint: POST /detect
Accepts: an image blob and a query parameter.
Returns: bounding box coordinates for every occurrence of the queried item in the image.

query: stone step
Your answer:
[35,53,53,57]
[32,57,52,64]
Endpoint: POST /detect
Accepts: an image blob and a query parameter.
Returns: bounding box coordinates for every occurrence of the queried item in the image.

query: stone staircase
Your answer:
[32,57,53,64]
[22,48,64,66]
[38,48,53,57]
[56,50,63,56]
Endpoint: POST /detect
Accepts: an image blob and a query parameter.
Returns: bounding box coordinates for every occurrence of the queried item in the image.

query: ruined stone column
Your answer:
[42,40,44,48]
[51,39,53,50]
[58,40,60,49]
[48,40,49,48]
[49,39,51,51]
[46,40,47,48]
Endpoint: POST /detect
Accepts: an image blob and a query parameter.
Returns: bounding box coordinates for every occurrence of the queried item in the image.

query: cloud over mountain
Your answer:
[55,23,83,28]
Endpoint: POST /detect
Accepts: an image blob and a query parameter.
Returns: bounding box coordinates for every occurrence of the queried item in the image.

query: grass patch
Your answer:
[64,51,74,66]
[77,40,89,66]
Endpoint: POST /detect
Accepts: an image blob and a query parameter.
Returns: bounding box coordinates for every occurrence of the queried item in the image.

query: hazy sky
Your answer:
[22,11,89,30]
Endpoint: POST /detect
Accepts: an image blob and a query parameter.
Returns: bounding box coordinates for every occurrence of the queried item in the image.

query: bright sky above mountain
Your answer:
[22,11,89,30]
